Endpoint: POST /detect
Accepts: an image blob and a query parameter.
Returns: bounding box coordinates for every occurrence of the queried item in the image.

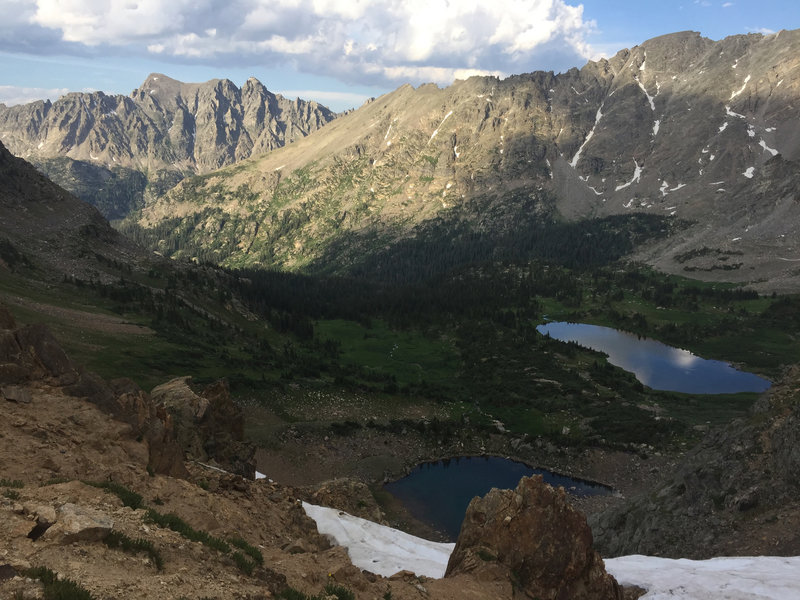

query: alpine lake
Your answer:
[384,322,771,540]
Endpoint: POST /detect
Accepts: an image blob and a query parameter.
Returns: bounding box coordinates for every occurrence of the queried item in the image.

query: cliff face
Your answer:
[0,74,337,219]
[590,364,800,559]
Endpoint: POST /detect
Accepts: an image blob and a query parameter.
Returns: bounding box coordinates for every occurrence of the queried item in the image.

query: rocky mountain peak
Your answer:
[0,73,338,218]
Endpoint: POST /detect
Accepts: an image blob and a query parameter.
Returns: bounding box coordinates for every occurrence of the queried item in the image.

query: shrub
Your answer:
[144,509,231,554]
[85,481,144,510]
[229,536,264,565]
[104,530,164,571]
[0,478,24,488]
[25,566,95,599]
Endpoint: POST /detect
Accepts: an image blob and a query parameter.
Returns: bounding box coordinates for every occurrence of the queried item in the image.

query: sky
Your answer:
[0,1,798,112]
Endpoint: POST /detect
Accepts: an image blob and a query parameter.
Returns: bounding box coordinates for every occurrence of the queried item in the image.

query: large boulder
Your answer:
[445,475,622,600]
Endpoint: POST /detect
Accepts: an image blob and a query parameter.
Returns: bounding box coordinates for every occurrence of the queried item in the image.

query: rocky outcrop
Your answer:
[151,376,255,478]
[445,475,623,600]
[0,305,187,478]
[591,365,800,559]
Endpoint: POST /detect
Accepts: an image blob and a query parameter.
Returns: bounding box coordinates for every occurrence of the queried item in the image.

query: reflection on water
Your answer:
[537,322,771,394]
[384,456,612,541]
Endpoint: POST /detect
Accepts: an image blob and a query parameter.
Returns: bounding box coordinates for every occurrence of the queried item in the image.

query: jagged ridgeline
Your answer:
[0,73,337,220]
[116,29,800,285]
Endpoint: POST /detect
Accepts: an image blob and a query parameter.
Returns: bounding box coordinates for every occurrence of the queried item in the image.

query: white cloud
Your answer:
[18,0,597,87]
[0,85,69,106]
[722,2,734,7]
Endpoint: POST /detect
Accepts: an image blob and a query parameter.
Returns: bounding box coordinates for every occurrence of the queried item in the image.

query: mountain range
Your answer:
[0,74,336,219]
[116,30,800,290]
[2,30,800,290]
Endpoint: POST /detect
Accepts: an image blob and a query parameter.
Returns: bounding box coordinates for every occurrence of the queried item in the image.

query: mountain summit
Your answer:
[0,74,337,218]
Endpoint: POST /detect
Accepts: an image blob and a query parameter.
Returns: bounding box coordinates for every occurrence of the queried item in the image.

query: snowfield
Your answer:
[303,502,800,599]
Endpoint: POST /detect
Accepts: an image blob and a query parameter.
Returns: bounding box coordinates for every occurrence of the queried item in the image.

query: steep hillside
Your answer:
[590,363,800,559]
[0,139,139,280]
[0,74,337,219]
[123,30,800,290]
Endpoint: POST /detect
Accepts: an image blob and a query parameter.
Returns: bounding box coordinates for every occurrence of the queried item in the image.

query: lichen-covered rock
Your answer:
[445,475,622,600]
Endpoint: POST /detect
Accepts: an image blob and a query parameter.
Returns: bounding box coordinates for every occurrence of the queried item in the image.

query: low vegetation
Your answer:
[24,566,95,600]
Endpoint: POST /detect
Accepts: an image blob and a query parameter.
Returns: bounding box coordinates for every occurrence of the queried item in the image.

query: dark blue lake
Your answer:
[536,321,771,395]
[384,456,612,541]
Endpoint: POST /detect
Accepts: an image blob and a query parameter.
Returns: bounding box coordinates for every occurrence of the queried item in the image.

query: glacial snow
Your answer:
[302,502,800,600]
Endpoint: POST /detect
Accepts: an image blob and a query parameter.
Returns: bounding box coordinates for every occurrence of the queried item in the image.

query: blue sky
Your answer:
[0,1,797,112]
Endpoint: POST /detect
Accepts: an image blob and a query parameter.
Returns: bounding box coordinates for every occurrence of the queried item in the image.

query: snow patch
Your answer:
[588,186,603,196]
[730,74,751,99]
[428,111,453,145]
[615,159,643,191]
[37,141,44,149]
[652,120,660,136]
[725,106,746,119]
[759,139,778,156]
[302,502,454,578]
[659,181,669,197]
[569,103,604,168]
[747,127,756,138]
[606,555,800,600]
[732,237,742,242]
[765,127,776,132]
[719,122,728,133]
[743,167,755,178]
[634,75,655,111]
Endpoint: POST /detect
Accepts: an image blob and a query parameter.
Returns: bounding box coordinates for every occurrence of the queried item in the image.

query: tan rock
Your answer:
[42,503,113,543]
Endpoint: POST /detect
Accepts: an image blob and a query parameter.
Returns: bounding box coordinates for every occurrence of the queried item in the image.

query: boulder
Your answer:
[445,475,622,600]
[1,385,31,403]
[42,503,113,543]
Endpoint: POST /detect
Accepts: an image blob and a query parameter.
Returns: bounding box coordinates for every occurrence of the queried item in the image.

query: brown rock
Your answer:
[14,324,74,378]
[0,305,16,330]
[1,385,31,403]
[445,475,623,600]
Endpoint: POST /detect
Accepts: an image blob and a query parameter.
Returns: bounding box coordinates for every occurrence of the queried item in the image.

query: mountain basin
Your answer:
[384,456,613,541]
[536,321,771,395]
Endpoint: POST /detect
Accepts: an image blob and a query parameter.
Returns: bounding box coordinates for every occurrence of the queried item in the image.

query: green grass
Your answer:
[316,319,460,388]
[0,478,24,488]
